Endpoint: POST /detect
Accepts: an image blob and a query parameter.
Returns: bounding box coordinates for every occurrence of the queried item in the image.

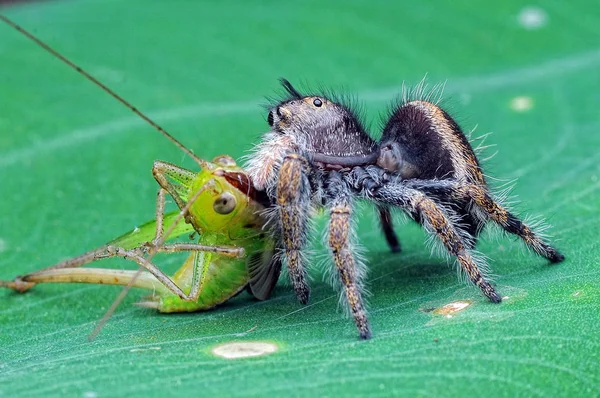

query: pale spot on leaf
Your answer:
[510,96,534,112]
[433,300,472,316]
[518,7,548,30]
[212,341,278,359]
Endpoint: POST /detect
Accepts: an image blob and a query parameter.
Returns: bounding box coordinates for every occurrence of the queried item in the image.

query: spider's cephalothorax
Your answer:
[246,79,564,340]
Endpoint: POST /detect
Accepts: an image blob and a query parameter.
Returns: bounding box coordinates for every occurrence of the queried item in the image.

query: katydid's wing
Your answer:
[247,241,282,301]
[108,211,195,250]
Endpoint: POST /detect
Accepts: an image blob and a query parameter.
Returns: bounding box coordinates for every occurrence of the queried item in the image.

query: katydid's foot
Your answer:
[0,277,35,293]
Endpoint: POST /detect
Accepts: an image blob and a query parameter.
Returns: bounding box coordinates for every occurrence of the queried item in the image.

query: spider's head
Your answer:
[267,79,372,155]
[268,79,345,133]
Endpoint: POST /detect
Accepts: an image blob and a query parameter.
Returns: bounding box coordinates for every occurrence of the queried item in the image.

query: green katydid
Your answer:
[1,155,280,312]
[0,15,280,323]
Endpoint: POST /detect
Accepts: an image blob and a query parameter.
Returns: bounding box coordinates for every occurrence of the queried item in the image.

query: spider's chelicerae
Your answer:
[246,79,565,339]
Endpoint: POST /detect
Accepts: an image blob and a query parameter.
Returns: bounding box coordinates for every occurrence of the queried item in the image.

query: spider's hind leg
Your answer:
[377,206,402,253]
[365,178,501,303]
[405,179,564,263]
[463,184,564,263]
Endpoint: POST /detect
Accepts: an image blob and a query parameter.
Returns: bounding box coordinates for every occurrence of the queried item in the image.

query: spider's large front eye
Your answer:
[213,192,237,214]
[313,98,323,107]
[267,111,274,126]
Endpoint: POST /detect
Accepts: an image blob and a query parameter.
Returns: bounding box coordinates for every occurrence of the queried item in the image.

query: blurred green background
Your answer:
[0,1,599,397]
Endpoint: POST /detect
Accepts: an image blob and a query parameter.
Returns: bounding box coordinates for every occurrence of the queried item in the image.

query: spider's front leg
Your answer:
[326,172,371,339]
[277,153,313,304]
[360,175,501,303]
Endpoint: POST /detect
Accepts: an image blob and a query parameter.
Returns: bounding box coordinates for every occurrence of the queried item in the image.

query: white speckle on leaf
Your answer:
[518,7,548,30]
[133,226,140,233]
[129,346,161,352]
[434,300,473,316]
[510,96,534,112]
[211,341,278,359]
[83,392,98,398]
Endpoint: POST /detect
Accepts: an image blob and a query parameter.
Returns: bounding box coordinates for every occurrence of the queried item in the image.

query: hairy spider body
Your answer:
[246,79,564,339]
[377,99,564,263]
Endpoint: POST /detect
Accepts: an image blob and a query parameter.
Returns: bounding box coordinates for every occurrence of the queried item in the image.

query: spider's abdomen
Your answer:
[379,100,485,185]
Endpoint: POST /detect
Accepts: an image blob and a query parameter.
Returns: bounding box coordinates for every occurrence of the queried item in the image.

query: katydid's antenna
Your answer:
[0,14,209,169]
[0,13,213,339]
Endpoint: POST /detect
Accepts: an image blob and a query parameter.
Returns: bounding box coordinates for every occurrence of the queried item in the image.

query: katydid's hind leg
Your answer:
[103,241,244,303]
[157,243,244,258]
[10,268,165,292]
[277,154,313,305]
[2,246,113,293]
[4,239,243,299]
[377,205,401,253]
[101,242,244,302]
[81,246,211,302]
[465,185,565,263]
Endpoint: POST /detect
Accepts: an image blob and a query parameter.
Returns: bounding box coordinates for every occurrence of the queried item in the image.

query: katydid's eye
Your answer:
[313,98,323,107]
[213,155,236,167]
[213,192,237,214]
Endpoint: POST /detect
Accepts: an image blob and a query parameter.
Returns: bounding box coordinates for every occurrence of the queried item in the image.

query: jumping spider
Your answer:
[246,79,564,339]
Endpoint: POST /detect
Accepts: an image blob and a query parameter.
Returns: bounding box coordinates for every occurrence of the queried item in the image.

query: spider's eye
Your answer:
[313,98,323,107]
[213,192,237,215]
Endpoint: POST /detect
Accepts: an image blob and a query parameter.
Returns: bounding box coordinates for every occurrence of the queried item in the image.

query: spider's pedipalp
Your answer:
[276,153,313,304]
[244,131,297,194]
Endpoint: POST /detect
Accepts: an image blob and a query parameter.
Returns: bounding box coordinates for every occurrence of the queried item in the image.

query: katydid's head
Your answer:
[186,155,265,235]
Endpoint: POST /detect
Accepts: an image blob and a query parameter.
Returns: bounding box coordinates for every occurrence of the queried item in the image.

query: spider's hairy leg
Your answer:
[367,180,501,303]
[277,153,312,304]
[462,184,565,263]
[327,172,371,339]
[377,206,402,253]
[404,179,565,263]
[352,167,401,253]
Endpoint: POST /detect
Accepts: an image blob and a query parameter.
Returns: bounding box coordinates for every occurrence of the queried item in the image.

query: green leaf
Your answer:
[1,1,598,397]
